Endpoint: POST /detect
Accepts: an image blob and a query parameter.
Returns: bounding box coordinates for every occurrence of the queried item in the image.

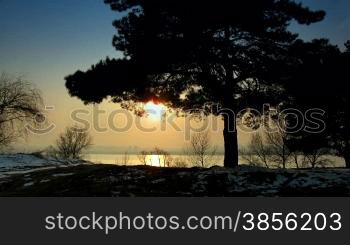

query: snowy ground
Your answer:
[0,154,350,196]
[0,153,90,179]
[1,154,350,196]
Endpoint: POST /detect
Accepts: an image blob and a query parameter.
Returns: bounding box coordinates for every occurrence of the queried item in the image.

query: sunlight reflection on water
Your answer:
[83,154,345,168]
[84,153,219,166]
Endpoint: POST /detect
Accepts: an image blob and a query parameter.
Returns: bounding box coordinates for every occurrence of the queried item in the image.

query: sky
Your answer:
[0,0,349,153]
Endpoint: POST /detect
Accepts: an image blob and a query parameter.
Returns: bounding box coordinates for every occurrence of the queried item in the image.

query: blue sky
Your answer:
[290,0,350,46]
[1,0,349,87]
[0,0,121,89]
[0,0,349,149]
[0,0,125,148]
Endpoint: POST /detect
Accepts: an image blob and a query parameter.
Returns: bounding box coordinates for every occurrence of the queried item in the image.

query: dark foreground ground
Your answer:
[1,164,350,196]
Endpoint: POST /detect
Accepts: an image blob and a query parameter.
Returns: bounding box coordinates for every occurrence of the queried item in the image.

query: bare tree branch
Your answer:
[0,73,44,149]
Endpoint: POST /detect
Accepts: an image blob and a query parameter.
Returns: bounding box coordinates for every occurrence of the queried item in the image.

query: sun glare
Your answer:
[146,154,164,167]
[144,101,166,120]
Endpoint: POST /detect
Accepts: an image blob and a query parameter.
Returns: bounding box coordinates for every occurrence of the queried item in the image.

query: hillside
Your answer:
[0,154,350,196]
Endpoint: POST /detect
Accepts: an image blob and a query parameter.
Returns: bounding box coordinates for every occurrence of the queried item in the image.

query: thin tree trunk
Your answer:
[294,153,299,169]
[345,154,350,168]
[223,113,238,168]
[343,140,350,168]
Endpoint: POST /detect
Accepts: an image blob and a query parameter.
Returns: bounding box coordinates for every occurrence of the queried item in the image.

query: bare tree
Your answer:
[54,125,92,159]
[122,151,130,165]
[302,148,333,168]
[264,129,292,169]
[162,150,173,167]
[0,73,44,148]
[251,133,270,168]
[291,151,301,169]
[0,124,16,149]
[239,147,258,166]
[240,133,270,168]
[172,157,188,168]
[137,150,149,165]
[154,147,173,167]
[187,131,217,167]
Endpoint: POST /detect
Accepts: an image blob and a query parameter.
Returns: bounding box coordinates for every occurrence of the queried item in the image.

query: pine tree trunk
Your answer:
[223,113,239,168]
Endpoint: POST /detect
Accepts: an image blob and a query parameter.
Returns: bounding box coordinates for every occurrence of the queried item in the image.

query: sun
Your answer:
[144,101,166,120]
[146,154,164,167]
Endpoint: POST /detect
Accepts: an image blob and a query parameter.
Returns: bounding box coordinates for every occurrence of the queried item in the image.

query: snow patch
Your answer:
[23,182,34,187]
[0,154,91,178]
[40,179,51,183]
[52,173,75,177]
[152,178,166,184]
